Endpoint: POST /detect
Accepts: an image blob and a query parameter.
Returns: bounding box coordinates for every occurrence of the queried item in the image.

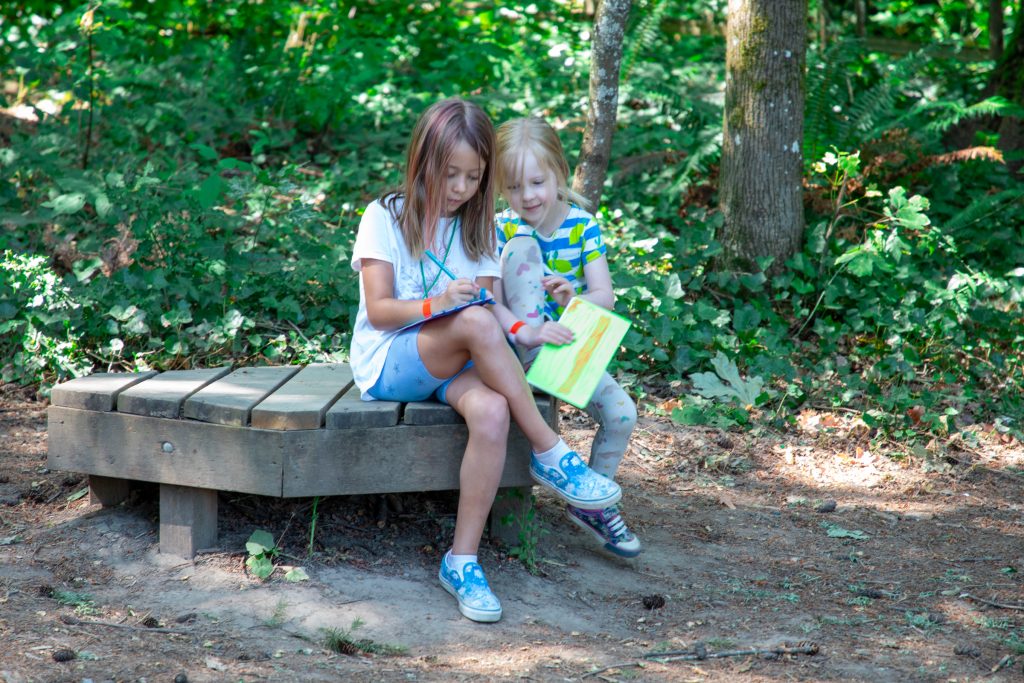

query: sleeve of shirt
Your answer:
[351,201,395,272]
[476,247,501,279]
[580,214,607,264]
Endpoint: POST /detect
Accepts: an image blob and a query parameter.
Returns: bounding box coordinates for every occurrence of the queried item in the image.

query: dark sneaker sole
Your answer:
[565,509,642,558]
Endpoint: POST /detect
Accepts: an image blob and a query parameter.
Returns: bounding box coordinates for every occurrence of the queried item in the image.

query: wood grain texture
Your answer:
[117,366,233,418]
[281,422,534,497]
[48,407,285,496]
[251,363,353,430]
[402,401,460,425]
[50,371,158,411]
[183,366,301,426]
[160,484,218,558]
[89,475,130,507]
[325,384,401,429]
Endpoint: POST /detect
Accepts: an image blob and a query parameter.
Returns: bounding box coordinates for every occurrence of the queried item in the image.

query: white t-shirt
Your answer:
[350,198,501,397]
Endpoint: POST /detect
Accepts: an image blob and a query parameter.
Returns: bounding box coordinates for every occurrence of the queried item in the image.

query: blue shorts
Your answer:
[367,326,472,405]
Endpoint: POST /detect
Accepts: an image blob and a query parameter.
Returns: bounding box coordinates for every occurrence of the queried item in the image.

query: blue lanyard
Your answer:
[420,218,458,296]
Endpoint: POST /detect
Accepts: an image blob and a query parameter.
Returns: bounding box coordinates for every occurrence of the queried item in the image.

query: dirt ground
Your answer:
[1,383,1022,683]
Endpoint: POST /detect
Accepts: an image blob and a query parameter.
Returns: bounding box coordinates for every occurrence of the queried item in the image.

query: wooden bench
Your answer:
[46,364,555,558]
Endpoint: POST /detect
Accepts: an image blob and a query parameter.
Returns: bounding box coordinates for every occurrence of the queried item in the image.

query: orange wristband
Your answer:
[423,298,432,318]
[509,320,526,336]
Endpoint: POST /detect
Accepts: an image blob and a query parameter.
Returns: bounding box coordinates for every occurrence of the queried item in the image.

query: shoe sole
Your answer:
[565,509,642,558]
[438,572,502,623]
[530,470,622,510]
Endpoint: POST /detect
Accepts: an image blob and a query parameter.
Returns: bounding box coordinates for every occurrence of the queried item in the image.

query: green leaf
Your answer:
[246,529,276,555]
[822,522,869,540]
[246,554,274,579]
[72,258,103,283]
[66,487,89,502]
[43,192,87,215]
[196,174,223,210]
[665,273,684,300]
[284,567,310,582]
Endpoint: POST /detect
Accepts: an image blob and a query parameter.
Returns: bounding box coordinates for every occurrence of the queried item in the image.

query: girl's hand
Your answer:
[515,321,574,348]
[436,278,480,310]
[541,275,575,308]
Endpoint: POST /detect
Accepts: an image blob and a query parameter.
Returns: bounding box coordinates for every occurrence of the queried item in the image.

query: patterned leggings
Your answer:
[499,236,637,480]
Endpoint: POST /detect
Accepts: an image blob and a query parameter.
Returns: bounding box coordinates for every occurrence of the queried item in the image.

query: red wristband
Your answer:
[423,298,432,318]
[509,320,526,336]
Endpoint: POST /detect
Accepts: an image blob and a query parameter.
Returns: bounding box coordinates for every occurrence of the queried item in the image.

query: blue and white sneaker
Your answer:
[438,554,502,623]
[566,504,642,558]
[530,450,621,510]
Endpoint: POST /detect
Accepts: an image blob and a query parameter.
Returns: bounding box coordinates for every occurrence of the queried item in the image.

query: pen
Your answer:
[424,249,489,301]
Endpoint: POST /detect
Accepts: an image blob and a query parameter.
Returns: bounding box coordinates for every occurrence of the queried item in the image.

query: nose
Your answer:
[453,175,466,195]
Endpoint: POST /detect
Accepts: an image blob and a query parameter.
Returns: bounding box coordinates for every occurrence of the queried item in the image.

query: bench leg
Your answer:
[489,486,534,547]
[89,475,130,507]
[159,484,218,559]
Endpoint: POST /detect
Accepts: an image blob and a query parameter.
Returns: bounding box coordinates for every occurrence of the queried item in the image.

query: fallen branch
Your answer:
[643,641,820,662]
[59,614,189,634]
[961,593,1024,611]
[581,662,645,679]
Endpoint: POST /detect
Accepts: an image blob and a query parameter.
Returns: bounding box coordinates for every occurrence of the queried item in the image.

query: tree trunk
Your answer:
[572,0,631,210]
[719,0,807,272]
[992,6,1024,167]
[818,0,829,52]
[855,0,867,38]
[989,0,1004,61]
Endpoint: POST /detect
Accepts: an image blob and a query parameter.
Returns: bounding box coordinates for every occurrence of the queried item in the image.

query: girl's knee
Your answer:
[463,390,510,436]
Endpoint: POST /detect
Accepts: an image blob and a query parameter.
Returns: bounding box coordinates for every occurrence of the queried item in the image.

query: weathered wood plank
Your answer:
[251,363,353,431]
[50,371,158,412]
[402,394,555,426]
[402,401,460,426]
[117,366,233,418]
[89,475,130,507]
[48,407,284,496]
[160,484,218,558]
[183,366,300,427]
[324,384,401,429]
[282,422,534,497]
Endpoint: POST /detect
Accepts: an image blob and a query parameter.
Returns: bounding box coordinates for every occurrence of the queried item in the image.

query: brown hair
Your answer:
[384,98,496,261]
[495,117,590,211]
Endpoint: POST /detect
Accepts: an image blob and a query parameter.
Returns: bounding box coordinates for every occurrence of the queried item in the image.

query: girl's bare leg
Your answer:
[442,368,509,555]
[418,306,558,452]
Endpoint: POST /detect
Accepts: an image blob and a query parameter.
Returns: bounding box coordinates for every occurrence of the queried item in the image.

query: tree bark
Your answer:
[989,0,1004,61]
[572,0,631,210]
[855,0,867,38]
[719,0,807,272]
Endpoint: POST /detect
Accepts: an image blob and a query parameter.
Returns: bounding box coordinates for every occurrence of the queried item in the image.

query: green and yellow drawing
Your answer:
[525,298,631,409]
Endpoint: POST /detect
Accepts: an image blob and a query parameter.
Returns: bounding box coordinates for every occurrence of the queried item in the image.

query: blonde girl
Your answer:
[490,116,641,558]
[349,100,621,622]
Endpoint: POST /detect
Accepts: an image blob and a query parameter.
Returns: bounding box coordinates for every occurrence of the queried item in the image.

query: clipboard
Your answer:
[525,298,631,409]
[396,294,496,333]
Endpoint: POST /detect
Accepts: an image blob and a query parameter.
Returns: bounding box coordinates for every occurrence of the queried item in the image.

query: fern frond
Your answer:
[941,188,1024,235]
[924,96,1024,136]
[622,0,672,79]
[839,48,933,143]
[804,39,864,164]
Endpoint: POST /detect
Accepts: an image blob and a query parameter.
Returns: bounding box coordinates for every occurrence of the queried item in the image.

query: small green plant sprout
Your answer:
[245,529,280,580]
[263,599,289,628]
[499,490,546,575]
[52,589,99,616]
[820,522,870,541]
[322,618,406,656]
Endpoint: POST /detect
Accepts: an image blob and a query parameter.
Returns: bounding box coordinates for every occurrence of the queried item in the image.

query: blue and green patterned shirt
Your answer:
[495,204,607,319]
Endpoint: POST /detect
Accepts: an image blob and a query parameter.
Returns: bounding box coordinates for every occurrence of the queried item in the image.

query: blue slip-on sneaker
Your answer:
[566,504,642,558]
[438,555,502,623]
[529,450,621,510]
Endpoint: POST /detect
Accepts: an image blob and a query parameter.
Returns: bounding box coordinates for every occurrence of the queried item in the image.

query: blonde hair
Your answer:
[494,117,590,211]
[383,98,496,261]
